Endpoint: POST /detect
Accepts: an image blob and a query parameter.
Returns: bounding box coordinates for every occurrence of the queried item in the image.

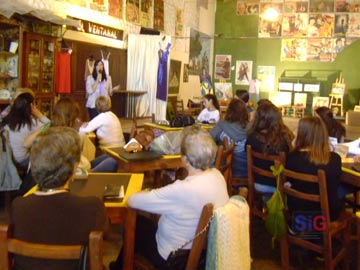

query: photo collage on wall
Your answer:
[236,0,360,62]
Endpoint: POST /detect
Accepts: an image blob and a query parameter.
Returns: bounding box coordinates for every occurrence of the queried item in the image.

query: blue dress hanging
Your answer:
[156,43,171,101]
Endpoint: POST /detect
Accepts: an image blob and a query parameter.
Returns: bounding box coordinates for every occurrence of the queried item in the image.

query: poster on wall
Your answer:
[109,0,123,19]
[188,29,211,76]
[307,38,332,61]
[214,55,231,80]
[235,60,252,85]
[183,64,189,83]
[140,0,153,28]
[347,14,360,37]
[281,38,307,61]
[335,0,360,12]
[308,14,334,37]
[168,60,181,94]
[309,0,334,12]
[282,14,308,37]
[259,16,283,37]
[214,83,233,100]
[334,14,349,36]
[126,0,140,23]
[257,66,276,92]
[175,8,184,36]
[154,0,164,31]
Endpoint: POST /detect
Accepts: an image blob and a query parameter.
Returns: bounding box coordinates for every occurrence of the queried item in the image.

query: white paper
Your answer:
[339,138,360,155]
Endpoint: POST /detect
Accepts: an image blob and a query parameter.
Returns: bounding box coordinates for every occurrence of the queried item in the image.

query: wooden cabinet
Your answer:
[0,17,20,109]
[22,32,56,117]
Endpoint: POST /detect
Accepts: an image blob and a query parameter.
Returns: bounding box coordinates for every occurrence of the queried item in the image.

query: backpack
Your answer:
[170,115,195,128]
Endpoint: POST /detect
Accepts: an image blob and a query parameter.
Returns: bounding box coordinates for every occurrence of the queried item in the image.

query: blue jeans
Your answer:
[91,154,118,172]
[255,183,276,202]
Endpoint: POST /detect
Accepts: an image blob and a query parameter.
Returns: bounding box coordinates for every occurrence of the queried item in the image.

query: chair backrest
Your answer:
[278,167,331,234]
[186,203,214,270]
[246,144,286,218]
[130,114,155,138]
[215,137,235,196]
[0,224,103,270]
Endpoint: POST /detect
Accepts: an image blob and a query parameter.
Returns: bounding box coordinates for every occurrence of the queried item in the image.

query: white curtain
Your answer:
[127,34,171,120]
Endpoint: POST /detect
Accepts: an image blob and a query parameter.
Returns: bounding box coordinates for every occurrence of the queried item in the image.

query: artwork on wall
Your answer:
[257,65,276,92]
[281,38,307,61]
[126,0,140,23]
[175,8,184,36]
[108,0,123,19]
[140,0,153,28]
[259,16,283,37]
[183,64,189,82]
[334,14,349,36]
[236,1,259,15]
[214,82,233,100]
[335,0,360,12]
[168,60,181,94]
[188,29,211,76]
[235,60,252,85]
[214,55,231,80]
[307,38,332,61]
[154,0,164,31]
[309,0,334,12]
[282,13,309,37]
[347,14,360,36]
[312,96,330,109]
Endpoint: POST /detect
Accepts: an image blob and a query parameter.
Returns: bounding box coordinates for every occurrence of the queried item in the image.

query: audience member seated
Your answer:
[210,98,249,178]
[79,96,125,148]
[109,126,229,270]
[197,94,220,124]
[315,106,346,147]
[235,89,255,122]
[286,117,342,222]
[52,98,118,173]
[246,102,294,199]
[10,126,108,270]
[1,88,50,170]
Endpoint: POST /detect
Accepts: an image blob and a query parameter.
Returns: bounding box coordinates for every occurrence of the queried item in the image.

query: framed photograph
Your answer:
[235,60,252,85]
[214,55,231,80]
[214,82,233,100]
[168,60,181,94]
[312,96,330,109]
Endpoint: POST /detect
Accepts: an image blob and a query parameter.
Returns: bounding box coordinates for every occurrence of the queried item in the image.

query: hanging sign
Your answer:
[71,19,124,40]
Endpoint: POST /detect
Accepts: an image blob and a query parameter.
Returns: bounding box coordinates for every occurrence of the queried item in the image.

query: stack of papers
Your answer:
[338,138,360,155]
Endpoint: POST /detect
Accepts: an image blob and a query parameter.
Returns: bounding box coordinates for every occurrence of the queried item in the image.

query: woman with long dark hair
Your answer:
[246,102,294,195]
[1,88,50,170]
[85,59,112,119]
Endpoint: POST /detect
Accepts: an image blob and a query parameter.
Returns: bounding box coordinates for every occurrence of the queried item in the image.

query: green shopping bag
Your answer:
[265,164,286,246]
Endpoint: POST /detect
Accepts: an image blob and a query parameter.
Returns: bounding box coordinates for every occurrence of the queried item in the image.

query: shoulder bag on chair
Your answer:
[0,129,22,191]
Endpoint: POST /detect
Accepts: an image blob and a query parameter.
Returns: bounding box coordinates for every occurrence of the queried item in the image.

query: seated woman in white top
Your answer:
[1,88,50,170]
[109,125,229,270]
[197,94,220,124]
[79,96,125,148]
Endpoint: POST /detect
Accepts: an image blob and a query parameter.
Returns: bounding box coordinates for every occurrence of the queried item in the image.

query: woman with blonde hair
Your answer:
[286,116,342,221]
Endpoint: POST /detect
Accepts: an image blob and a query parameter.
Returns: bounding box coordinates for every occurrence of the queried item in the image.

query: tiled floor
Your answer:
[1,116,359,270]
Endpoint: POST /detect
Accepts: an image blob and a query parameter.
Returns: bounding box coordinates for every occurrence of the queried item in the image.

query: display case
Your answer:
[0,17,20,110]
[22,32,56,117]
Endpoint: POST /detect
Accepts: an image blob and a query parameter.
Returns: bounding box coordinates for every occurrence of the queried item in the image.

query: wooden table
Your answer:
[342,159,360,204]
[112,90,147,119]
[26,172,144,270]
[104,147,183,187]
[144,122,214,131]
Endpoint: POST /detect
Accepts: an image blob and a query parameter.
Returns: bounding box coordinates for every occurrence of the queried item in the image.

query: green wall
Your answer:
[215,0,360,110]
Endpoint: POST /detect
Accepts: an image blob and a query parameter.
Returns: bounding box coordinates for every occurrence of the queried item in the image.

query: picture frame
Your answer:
[331,82,346,95]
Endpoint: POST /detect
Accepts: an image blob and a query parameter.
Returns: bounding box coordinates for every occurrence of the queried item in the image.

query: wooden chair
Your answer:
[134,203,214,270]
[176,99,185,115]
[130,114,155,139]
[215,137,235,196]
[0,224,104,270]
[186,100,203,116]
[279,168,352,270]
[247,145,286,221]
